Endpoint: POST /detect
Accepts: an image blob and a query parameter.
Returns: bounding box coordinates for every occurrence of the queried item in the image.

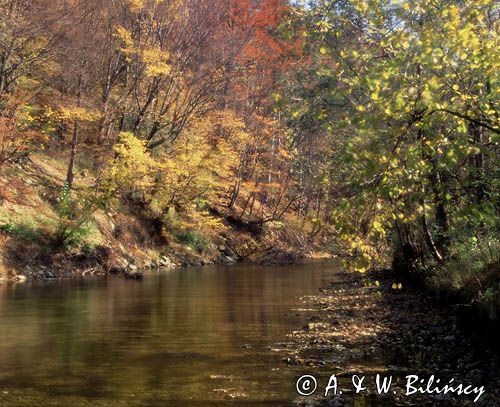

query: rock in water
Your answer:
[124,265,143,280]
[125,271,144,280]
[159,256,172,267]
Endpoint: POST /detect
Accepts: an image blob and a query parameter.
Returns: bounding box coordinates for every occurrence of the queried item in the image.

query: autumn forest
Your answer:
[0,0,500,405]
[0,0,499,317]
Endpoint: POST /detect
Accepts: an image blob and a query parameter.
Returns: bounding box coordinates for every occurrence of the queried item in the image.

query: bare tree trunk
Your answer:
[420,182,444,264]
[229,176,242,208]
[66,77,82,190]
[240,193,253,218]
[248,193,256,218]
[66,121,79,190]
[469,122,486,203]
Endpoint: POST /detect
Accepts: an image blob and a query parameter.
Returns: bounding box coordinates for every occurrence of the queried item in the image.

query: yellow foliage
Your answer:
[152,110,245,210]
[142,48,171,77]
[57,107,99,123]
[114,25,135,56]
[127,0,146,13]
[105,132,157,192]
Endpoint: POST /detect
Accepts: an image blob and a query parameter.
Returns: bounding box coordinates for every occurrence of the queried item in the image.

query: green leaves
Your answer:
[281,0,499,271]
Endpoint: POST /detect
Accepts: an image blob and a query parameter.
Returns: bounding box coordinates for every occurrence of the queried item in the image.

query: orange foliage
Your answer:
[229,0,303,98]
[0,116,39,169]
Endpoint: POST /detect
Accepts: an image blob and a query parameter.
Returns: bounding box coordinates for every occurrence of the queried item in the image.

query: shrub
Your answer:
[52,184,102,250]
[0,222,40,241]
[174,230,210,253]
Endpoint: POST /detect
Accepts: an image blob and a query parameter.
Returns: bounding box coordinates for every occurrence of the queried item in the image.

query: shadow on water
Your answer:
[0,263,340,406]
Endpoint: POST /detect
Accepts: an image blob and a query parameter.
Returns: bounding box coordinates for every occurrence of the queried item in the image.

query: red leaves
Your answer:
[0,116,40,168]
[231,0,301,70]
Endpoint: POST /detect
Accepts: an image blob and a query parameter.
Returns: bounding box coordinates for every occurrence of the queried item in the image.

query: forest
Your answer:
[0,0,498,313]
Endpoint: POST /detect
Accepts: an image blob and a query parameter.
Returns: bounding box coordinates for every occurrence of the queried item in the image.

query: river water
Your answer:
[0,263,337,406]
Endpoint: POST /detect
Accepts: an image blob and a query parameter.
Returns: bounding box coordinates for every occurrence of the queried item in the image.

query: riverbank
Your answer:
[285,270,500,406]
[0,152,331,283]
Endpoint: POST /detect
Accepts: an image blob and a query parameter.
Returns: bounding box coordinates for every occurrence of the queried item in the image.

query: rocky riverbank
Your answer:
[284,270,500,406]
[0,227,330,283]
[0,154,332,284]
[0,236,245,283]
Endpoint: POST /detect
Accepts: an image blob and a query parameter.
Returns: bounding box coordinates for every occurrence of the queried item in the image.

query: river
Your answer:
[0,263,337,406]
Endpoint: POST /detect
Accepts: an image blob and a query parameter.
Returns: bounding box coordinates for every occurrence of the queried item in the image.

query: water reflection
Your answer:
[0,264,335,406]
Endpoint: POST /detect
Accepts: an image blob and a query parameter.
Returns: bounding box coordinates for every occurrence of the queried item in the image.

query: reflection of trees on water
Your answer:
[0,265,332,405]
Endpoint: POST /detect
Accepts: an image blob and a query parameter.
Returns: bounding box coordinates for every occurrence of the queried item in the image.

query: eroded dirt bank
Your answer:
[283,271,500,406]
[0,155,331,283]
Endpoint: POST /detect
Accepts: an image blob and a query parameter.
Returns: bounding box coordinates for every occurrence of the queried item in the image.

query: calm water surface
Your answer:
[0,263,337,406]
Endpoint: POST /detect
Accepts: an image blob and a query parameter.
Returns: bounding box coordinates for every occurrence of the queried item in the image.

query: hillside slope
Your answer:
[0,152,330,282]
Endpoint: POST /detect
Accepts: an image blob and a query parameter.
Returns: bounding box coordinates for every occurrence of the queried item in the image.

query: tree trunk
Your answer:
[429,160,450,253]
[66,77,82,190]
[66,120,79,190]
[469,122,487,203]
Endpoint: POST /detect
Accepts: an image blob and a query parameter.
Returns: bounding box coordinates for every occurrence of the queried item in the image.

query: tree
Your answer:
[281,0,499,271]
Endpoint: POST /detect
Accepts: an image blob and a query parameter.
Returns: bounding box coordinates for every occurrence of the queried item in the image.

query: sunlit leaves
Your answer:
[142,48,171,77]
[285,0,499,271]
[151,110,245,211]
[127,0,146,13]
[113,26,172,77]
[106,132,157,192]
